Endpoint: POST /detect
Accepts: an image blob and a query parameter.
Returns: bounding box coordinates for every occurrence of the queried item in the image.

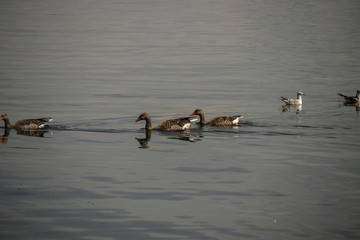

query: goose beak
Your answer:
[135,117,142,122]
[191,112,196,116]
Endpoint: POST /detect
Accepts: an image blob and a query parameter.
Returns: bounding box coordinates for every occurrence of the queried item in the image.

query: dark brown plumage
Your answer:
[191,109,243,126]
[0,113,53,130]
[136,112,192,131]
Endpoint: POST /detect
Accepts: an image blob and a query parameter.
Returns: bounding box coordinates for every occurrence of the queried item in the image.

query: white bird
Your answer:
[280,92,305,105]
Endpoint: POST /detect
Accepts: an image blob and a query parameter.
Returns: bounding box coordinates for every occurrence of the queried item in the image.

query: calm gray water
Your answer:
[1,0,360,239]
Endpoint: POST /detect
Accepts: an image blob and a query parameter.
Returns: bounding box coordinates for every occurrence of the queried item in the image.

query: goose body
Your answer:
[338,90,360,103]
[280,92,305,105]
[191,109,243,126]
[0,114,53,130]
[136,112,195,131]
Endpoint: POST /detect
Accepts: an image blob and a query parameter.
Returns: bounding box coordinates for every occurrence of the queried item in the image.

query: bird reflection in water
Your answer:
[0,128,49,144]
[16,130,48,137]
[135,130,203,149]
[166,131,203,142]
[0,128,10,144]
[343,102,360,112]
[135,130,152,149]
[282,104,302,114]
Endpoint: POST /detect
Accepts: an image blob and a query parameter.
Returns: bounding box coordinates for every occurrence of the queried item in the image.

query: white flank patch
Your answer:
[233,116,243,124]
[189,116,199,123]
[182,123,191,130]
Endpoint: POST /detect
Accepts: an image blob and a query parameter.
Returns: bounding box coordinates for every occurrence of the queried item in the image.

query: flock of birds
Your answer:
[1,89,359,132]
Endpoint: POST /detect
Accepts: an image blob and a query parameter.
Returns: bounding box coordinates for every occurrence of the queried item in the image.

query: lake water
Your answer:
[1,0,360,239]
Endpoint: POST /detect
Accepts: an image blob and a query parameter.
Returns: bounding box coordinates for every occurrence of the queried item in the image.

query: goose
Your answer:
[191,109,243,126]
[338,89,360,103]
[280,92,305,105]
[135,112,196,131]
[0,113,53,130]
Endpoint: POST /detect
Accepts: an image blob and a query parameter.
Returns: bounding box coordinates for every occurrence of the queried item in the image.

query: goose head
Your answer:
[136,112,150,122]
[0,114,9,121]
[191,109,204,116]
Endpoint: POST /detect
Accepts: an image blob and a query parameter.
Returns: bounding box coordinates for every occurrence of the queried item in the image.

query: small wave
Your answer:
[263,131,305,137]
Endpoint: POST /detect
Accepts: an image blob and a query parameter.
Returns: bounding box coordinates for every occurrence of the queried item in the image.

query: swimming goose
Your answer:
[338,89,360,103]
[191,109,243,126]
[136,112,195,131]
[0,113,53,130]
[280,92,305,105]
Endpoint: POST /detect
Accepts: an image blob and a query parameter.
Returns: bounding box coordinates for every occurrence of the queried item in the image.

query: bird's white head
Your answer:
[297,92,305,96]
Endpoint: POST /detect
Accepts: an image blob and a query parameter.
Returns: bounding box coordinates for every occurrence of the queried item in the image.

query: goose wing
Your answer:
[157,117,191,131]
[338,92,358,102]
[280,96,290,104]
[209,116,242,126]
[15,117,53,129]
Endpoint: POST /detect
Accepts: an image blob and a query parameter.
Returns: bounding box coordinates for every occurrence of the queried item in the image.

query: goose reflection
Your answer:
[16,129,48,137]
[282,104,302,113]
[1,128,50,143]
[166,131,203,142]
[135,130,203,149]
[343,102,360,112]
[1,128,10,144]
[135,130,152,149]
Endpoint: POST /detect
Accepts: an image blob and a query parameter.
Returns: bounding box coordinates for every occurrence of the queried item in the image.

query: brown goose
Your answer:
[0,113,53,130]
[191,109,243,126]
[135,112,195,131]
[338,89,360,103]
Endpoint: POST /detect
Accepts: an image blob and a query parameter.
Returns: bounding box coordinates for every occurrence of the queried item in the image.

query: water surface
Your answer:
[1,0,360,239]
